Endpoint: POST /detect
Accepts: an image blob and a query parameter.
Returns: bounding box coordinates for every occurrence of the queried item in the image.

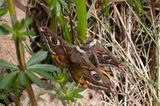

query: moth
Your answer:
[36,26,122,92]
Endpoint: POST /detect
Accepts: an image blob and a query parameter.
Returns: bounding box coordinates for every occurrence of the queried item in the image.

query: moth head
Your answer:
[39,26,50,36]
[102,54,123,68]
[39,26,60,46]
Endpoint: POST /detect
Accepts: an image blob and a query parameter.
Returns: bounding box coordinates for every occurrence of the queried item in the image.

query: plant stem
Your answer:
[8,0,17,25]
[14,94,20,106]
[67,100,71,106]
[26,83,38,106]
[8,0,38,106]
[15,39,26,71]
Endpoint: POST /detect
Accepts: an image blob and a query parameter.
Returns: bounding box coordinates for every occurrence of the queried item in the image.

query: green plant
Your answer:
[52,70,83,105]
[0,0,84,106]
[47,0,73,43]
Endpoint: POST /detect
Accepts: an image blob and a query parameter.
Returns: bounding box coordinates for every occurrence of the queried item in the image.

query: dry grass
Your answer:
[86,0,160,106]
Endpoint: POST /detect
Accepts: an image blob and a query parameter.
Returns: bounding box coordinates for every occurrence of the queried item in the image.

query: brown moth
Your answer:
[37,26,120,92]
[26,0,122,93]
[68,46,115,92]
[81,39,122,68]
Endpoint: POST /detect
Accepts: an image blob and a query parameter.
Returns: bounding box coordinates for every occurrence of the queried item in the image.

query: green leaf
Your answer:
[28,64,60,73]
[18,72,29,86]
[75,0,87,42]
[22,30,36,36]
[0,92,8,100]
[13,18,32,31]
[26,71,44,87]
[0,83,8,100]
[50,0,57,10]
[0,85,8,100]
[67,82,83,94]
[66,82,83,99]
[58,0,69,13]
[0,103,5,106]
[47,0,51,4]
[21,18,32,28]
[55,2,61,16]
[27,50,48,66]
[13,22,22,31]
[52,69,69,84]
[0,75,4,81]
[57,14,73,43]
[49,0,72,43]
[58,82,83,101]
[0,7,8,16]
[0,71,19,89]
[0,0,5,4]
[0,24,11,35]
[0,59,18,70]
[30,69,53,80]
[12,79,20,97]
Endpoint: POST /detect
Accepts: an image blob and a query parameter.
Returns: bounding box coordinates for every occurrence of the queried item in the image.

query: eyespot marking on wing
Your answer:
[91,71,103,83]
